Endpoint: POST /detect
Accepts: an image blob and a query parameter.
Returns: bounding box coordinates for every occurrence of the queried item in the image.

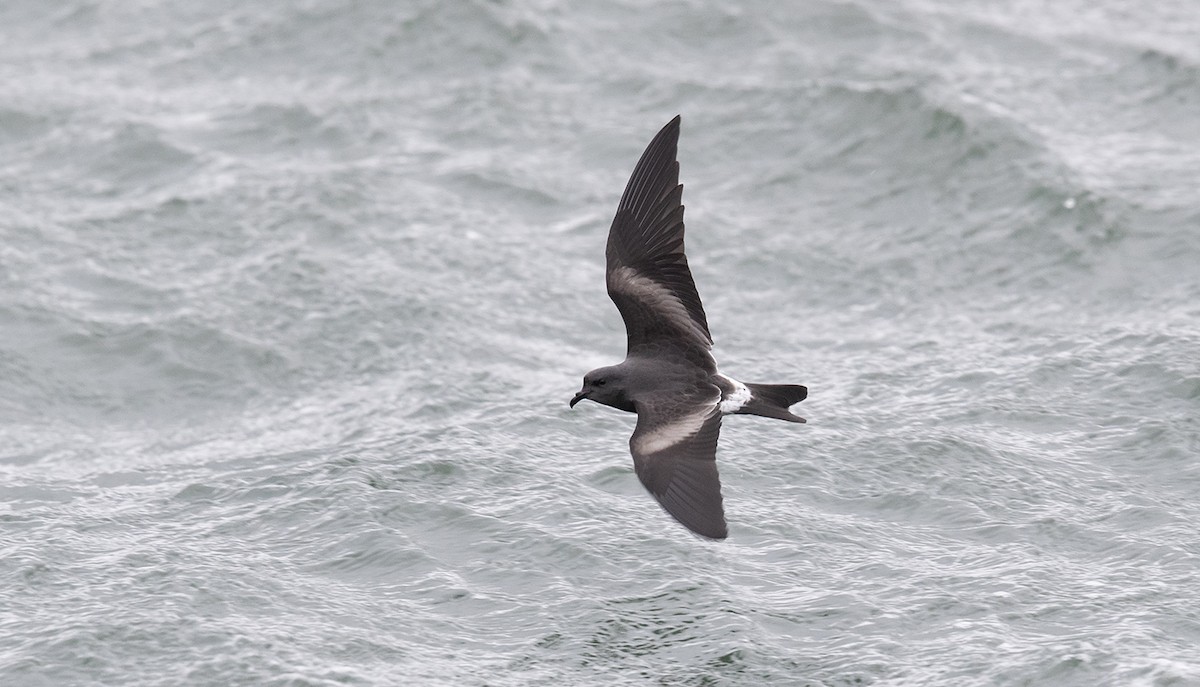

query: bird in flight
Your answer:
[570,115,807,540]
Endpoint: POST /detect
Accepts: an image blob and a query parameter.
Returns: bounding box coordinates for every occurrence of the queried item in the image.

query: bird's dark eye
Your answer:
[595,378,607,387]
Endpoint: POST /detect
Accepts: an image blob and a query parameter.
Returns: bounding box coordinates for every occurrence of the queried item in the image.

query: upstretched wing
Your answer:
[629,395,727,540]
[606,116,713,368]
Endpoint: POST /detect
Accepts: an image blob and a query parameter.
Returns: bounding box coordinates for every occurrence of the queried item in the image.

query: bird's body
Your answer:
[570,116,807,540]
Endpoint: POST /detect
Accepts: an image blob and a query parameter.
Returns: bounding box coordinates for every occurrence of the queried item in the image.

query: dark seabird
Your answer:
[570,115,807,540]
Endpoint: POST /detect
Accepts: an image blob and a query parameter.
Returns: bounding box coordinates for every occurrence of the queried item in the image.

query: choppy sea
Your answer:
[3,1,1199,685]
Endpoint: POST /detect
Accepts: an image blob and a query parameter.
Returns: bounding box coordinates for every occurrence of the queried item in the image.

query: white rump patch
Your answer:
[611,266,709,343]
[634,409,711,455]
[718,375,751,414]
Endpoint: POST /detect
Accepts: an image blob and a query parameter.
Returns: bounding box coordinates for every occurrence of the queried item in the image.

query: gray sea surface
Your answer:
[3,1,1200,685]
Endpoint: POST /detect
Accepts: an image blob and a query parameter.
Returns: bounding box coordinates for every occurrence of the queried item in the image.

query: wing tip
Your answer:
[653,497,728,540]
[660,114,681,144]
[676,509,728,540]
[645,115,682,158]
[695,523,728,540]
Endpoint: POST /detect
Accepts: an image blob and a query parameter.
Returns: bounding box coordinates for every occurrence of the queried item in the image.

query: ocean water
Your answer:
[2,1,1200,685]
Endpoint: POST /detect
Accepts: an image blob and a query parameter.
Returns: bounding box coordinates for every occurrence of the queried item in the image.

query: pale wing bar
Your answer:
[609,267,712,354]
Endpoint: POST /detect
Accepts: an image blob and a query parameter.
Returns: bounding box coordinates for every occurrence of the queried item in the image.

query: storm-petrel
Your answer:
[570,115,807,540]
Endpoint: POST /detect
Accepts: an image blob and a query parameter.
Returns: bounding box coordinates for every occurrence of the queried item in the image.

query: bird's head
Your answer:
[570,365,635,413]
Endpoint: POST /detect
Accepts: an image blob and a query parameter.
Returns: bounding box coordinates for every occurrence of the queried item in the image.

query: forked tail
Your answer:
[737,383,808,423]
